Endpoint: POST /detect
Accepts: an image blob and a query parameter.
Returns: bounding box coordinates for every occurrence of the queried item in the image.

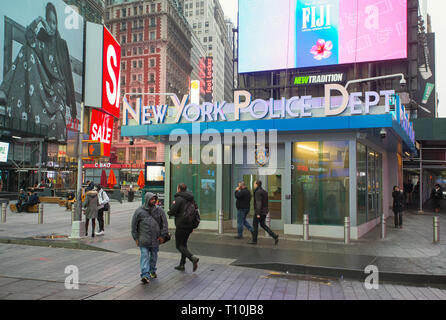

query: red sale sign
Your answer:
[102,27,121,119]
[89,109,114,157]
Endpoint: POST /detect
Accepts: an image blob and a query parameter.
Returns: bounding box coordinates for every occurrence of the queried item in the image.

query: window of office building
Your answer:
[146,147,157,161]
[291,141,350,226]
[170,146,216,221]
[150,31,156,40]
[150,46,155,53]
[150,59,155,67]
[357,142,383,224]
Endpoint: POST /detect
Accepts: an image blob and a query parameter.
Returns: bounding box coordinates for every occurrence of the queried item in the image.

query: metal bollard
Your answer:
[218,209,224,234]
[344,217,350,244]
[1,203,6,223]
[38,203,44,224]
[433,216,440,243]
[71,203,76,225]
[265,211,271,236]
[303,214,309,241]
[105,207,110,225]
[381,214,386,239]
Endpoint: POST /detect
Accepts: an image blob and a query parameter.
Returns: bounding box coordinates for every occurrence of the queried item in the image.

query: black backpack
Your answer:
[183,200,200,229]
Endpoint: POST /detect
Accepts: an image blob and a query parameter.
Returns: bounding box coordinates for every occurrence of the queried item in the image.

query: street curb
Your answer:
[0,237,116,253]
[232,262,446,288]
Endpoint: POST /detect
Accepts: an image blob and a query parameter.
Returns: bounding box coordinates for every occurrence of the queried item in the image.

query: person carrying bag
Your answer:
[97,185,110,236]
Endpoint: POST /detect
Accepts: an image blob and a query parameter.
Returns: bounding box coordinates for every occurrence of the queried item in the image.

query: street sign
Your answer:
[87,142,104,158]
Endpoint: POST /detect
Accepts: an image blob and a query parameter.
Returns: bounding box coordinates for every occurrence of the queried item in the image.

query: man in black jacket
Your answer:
[249,180,279,245]
[234,181,254,239]
[168,183,199,272]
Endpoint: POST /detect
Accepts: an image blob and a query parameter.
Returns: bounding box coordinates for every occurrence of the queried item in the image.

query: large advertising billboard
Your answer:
[239,0,408,73]
[416,33,436,118]
[0,0,84,141]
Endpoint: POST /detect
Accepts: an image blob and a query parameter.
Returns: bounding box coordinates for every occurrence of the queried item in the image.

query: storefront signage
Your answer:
[89,109,114,157]
[83,163,144,169]
[123,84,396,125]
[84,23,121,118]
[204,57,213,102]
[293,73,345,86]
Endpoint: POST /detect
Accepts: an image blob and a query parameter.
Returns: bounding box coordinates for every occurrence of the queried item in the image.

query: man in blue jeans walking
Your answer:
[234,181,254,239]
[131,192,168,284]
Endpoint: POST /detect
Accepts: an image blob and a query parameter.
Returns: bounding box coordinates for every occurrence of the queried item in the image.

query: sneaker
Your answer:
[274,236,279,246]
[96,231,104,236]
[150,272,157,279]
[191,256,199,272]
[91,232,95,238]
[174,265,185,271]
[141,276,149,284]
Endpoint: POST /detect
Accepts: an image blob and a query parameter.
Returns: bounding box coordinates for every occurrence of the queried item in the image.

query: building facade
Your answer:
[183,0,233,103]
[104,0,192,184]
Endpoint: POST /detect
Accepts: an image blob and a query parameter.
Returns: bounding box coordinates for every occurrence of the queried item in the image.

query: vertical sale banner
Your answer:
[89,109,114,157]
[102,26,121,119]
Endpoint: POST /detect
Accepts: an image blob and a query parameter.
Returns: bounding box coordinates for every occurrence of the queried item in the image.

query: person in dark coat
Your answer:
[234,181,254,239]
[431,184,443,213]
[16,189,28,213]
[167,183,199,272]
[83,187,98,237]
[131,192,168,284]
[249,180,279,245]
[392,186,404,228]
[22,192,40,212]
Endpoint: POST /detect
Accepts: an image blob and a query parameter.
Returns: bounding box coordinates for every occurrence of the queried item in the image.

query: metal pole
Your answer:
[433,216,440,243]
[105,206,110,225]
[265,211,271,236]
[1,203,6,223]
[70,101,85,239]
[344,217,351,244]
[419,143,423,213]
[381,214,386,239]
[218,209,224,234]
[303,214,309,241]
[38,203,43,224]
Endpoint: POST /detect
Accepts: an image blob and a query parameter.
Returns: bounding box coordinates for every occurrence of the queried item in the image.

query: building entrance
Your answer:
[237,169,283,230]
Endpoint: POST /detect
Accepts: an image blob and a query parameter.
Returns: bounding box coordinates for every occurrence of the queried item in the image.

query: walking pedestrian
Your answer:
[131,192,168,284]
[234,181,254,239]
[392,186,404,229]
[431,184,443,214]
[168,183,199,272]
[249,180,279,245]
[96,185,110,236]
[83,185,98,237]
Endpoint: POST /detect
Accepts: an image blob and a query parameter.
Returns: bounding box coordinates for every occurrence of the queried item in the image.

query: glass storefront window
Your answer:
[291,141,349,226]
[170,146,216,221]
[357,143,383,223]
[357,143,367,224]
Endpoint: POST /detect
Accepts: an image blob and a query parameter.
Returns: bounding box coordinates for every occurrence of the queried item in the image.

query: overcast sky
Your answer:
[219,0,444,117]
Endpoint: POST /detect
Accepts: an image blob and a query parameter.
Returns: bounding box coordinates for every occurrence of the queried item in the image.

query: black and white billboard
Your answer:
[0,0,84,141]
[416,32,436,118]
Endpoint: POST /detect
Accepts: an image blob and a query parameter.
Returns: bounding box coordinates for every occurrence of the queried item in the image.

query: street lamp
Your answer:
[345,73,406,90]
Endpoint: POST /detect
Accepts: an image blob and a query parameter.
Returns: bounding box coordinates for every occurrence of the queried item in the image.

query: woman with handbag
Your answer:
[96,185,110,236]
[83,185,99,237]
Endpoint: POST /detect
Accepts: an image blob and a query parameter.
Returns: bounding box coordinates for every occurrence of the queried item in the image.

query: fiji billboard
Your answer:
[0,0,84,141]
[239,0,408,73]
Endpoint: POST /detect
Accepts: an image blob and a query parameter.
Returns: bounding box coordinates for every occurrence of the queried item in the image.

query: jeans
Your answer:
[140,246,159,278]
[252,214,277,242]
[175,228,193,265]
[97,208,105,232]
[237,208,253,237]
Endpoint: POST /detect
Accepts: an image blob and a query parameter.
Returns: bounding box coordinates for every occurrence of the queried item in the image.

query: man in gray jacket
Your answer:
[131,192,168,284]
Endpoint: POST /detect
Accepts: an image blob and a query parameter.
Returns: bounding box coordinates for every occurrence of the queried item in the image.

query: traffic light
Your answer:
[87,142,104,157]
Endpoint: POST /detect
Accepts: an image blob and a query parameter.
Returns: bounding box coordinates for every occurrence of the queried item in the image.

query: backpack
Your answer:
[183,200,200,229]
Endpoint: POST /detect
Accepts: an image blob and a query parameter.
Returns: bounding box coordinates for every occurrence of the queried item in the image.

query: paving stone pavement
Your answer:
[1,243,446,300]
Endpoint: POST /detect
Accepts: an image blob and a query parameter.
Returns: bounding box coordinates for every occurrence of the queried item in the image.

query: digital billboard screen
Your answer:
[0,0,84,141]
[239,0,408,73]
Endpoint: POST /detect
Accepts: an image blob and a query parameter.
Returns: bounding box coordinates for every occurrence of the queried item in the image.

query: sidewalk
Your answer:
[0,202,445,285]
